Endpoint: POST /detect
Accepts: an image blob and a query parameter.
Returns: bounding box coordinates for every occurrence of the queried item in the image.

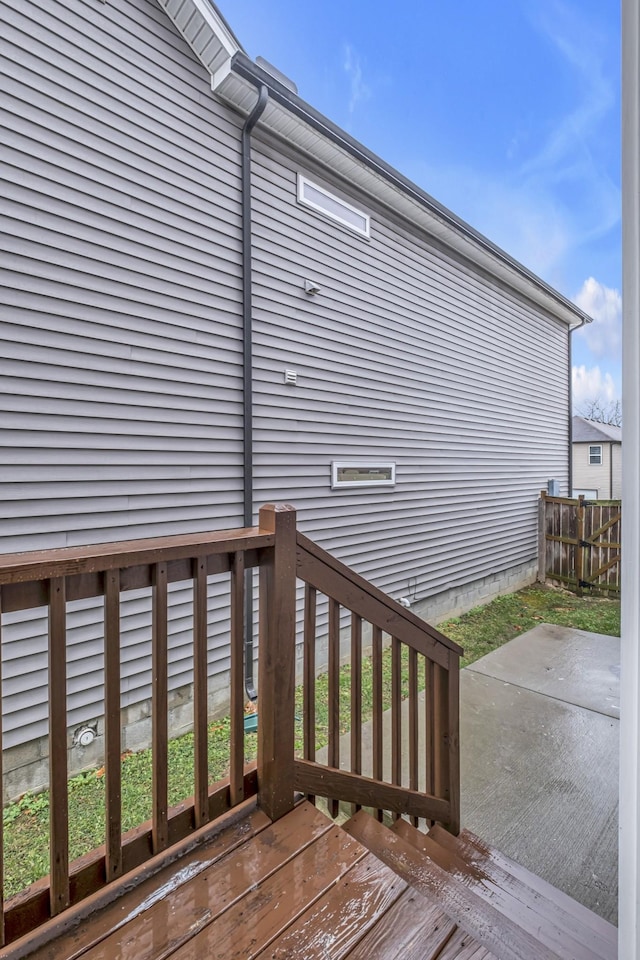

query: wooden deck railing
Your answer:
[295,532,461,831]
[0,504,461,946]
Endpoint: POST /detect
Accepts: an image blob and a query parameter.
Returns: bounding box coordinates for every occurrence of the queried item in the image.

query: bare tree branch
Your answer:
[575,397,622,426]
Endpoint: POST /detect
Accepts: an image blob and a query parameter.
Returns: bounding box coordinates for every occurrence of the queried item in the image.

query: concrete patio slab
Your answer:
[461,623,619,924]
[466,623,620,718]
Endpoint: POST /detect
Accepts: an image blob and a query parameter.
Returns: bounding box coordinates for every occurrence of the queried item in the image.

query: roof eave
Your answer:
[154,0,242,77]
[155,2,592,329]
[216,55,590,328]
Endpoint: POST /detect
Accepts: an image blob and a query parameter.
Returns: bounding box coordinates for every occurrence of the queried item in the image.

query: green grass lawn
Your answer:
[439,583,620,668]
[3,583,619,897]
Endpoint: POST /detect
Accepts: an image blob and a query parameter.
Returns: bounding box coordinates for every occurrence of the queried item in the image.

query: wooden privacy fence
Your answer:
[0,504,461,946]
[538,491,621,596]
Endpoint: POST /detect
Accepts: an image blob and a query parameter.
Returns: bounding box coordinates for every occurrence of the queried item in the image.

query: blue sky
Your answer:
[218,0,621,410]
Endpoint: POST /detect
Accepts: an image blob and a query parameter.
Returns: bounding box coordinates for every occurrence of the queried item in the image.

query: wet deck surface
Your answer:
[19,800,616,960]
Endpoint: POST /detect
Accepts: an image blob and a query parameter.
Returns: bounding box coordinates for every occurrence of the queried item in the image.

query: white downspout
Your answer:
[619,0,640,953]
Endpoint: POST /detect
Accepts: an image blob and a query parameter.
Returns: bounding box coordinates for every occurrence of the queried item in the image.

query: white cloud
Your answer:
[343,43,371,115]
[574,277,622,360]
[572,364,617,406]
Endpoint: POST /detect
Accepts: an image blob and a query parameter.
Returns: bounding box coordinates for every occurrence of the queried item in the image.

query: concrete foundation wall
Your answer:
[3,559,536,804]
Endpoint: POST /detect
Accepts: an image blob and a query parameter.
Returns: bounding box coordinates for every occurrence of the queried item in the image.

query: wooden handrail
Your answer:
[0,527,274,585]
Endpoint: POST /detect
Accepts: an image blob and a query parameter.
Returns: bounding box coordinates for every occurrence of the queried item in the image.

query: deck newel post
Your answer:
[446,650,460,835]
[257,503,297,821]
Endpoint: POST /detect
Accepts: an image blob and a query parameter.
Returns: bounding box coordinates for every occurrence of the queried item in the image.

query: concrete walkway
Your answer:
[461,624,619,924]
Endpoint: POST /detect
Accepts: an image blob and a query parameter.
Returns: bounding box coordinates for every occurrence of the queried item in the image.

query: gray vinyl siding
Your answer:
[251,137,569,606]
[1,0,572,754]
[0,0,244,744]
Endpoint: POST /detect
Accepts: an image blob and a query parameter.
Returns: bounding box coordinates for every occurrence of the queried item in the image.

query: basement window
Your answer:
[298,175,370,238]
[589,445,602,465]
[331,462,396,489]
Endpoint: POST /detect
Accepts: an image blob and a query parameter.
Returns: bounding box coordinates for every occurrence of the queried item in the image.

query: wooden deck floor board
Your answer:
[394,819,612,960]
[73,802,333,960]
[344,892,456,960]
[433,825,617,950]
[344,810,572,960]
[167,825,367,960]
[433,927,498,960]
[9,803,617,960]
[15,802,272,960]
[251,853,407,959]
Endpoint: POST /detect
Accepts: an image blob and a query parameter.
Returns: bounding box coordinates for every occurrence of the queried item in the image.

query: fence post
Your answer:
[257,504,297,821]
[537,490,547,583]
[576,495,585,597]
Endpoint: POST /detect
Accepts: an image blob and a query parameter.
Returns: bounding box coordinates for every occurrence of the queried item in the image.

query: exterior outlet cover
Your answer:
[284,370,297,385]
[74,725,97,748]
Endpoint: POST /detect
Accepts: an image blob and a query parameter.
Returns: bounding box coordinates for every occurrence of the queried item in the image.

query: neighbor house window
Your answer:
[298,175,370,238]
[331,462,395,489]
[589,445,602,465]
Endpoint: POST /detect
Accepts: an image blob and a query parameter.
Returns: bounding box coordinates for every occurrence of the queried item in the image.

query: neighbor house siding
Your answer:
[1,0,245,744]
[572,443,622,500]
[251,137,569,607]
[612,444,622,498]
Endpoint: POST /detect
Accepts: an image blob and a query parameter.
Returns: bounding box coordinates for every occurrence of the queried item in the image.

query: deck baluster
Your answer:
[447,650,461,834]
[152,562,168,853]
[303,584,317,803]
[425,658,435,826]
[230,551,245,806]
[104,569,122,880]
[408,646,419,826]
[391,637,402,822]
[371,625,383,822]
[327,597,340,818]
[350,613,362,813]
[193,557,209,826]
[49,576,69,915]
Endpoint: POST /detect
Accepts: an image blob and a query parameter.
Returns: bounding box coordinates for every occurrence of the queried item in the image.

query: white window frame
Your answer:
[589,444,603,465]
[331,461,396,489]
[297,175,370,238]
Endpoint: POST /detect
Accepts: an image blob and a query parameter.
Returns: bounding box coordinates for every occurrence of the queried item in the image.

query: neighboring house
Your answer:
[572,417,622,499]
[1,0,591,792]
